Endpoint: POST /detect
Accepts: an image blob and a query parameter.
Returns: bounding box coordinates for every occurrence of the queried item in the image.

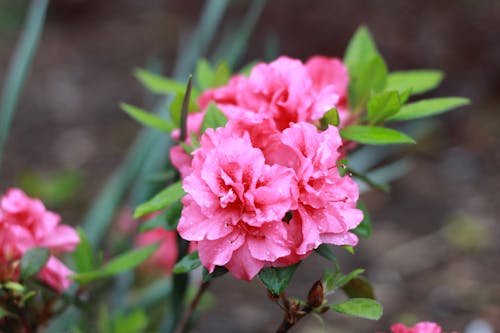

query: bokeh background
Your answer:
[0,1,499,332]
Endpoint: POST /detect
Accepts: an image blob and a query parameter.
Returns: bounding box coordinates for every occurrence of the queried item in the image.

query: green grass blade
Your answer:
[0,0,48,170]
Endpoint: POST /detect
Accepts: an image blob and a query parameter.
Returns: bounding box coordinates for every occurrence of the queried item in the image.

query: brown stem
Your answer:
[173,281,209,333]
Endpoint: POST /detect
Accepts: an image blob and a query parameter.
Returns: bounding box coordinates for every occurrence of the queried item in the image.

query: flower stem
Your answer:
[173,280,210,333]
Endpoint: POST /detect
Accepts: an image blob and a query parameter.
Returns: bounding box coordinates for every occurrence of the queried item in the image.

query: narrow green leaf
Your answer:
[330,298,382,320]
[134,68,187,95]
[340,125,415,145]
[73,228,95,273]
[0,0,48,170]
[121,103,176,133]
[179,75,193,142]
[71,243,159,284]
[0,306,15,319]
[211,61,231,87]
[195,59,214,91]
[315,244,337,262]
[349,55,388,109]
[20,247,49,280]
[3,282,25,293]
[322,108,340,127]
[367,91,401,124]
[200,102,228,133]
[344,26,379,74]
[133,181,185,218]
[334,269,365,289]
[173,251,201,274]
[387,97,470,122]
[259,264,299,295]
[386,70,443,95]
[353,202,372,238]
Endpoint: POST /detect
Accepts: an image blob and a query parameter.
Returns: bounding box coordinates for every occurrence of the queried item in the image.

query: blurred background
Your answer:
[0,0,499,332]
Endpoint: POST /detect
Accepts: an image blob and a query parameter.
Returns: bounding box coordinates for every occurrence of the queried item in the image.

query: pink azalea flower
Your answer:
[279,123,363,254]
[199,56,346,131]
[177,126,296,280]
[0,188,79,292]
[388,322,458,333]
[135,227,178,274]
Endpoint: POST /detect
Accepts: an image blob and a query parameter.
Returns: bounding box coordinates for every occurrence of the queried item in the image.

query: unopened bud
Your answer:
[307,280,324,308]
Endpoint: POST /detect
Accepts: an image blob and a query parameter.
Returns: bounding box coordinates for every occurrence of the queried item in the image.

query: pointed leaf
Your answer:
[367,91,401,124]
[321,108,340,127]
[134,68,187,95]
[73,228,95,273]
[20,247,49,280]
[340,125,415,145]
[387,97,470,121]
[121,103,176,133]
[200,102,228,133]
[342,276,375,299]
[202,266,228,282]
[315,244,337,262]
[344,26,379,74]
[71,243,159,284]
[386,70,443,95]
[259,264,299,295]
[352,201,372,238]
[134,181,185,218]
[330,298,382,320]
[349,55,388,109]
[173,251,201,274]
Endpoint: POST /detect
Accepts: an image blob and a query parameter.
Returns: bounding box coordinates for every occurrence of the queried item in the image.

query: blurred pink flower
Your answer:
[0,188,79,292]
[135,227,178,274]
[387,322,458,333]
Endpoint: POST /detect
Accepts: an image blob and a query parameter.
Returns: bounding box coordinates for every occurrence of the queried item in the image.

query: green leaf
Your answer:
[0,306,15,319]
[342,276,375,299]
[200,102,228,133]
[195,59,214,91]
[353,201,372,238]
[73,228,95,273]
[211,61,231,87]
[344,26,379,75]
[20,247,49,280]
[113,310,148,333]
[259,264,299,295]
[315,244,337,262]
[329,298,382,320]
[121,103,176,133]
[173,251,201,274]
[349,55,388,109]
[386,70,443,95]
[71,243,159,284]
[133,181,185,218]
[134,68,188,96]
[367,91,401,124]
[0,0,49,170]
[323,268,366,294]
[340,125,415,145]
[321,108,340,127]
[387,97,470,122]
[202,266,228,282]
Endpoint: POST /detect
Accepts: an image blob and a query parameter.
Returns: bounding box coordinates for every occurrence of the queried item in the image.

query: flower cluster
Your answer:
[0,188,79,292]
[383,322,458,333]
[174,56,363,280]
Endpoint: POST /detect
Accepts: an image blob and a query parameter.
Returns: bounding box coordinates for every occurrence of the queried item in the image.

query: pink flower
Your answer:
[199,56,346,131]
[135,227,178,274]
[388,322,458,333]
[279,123,362,254]
[177,126,296,280]
[0,188,79,292]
